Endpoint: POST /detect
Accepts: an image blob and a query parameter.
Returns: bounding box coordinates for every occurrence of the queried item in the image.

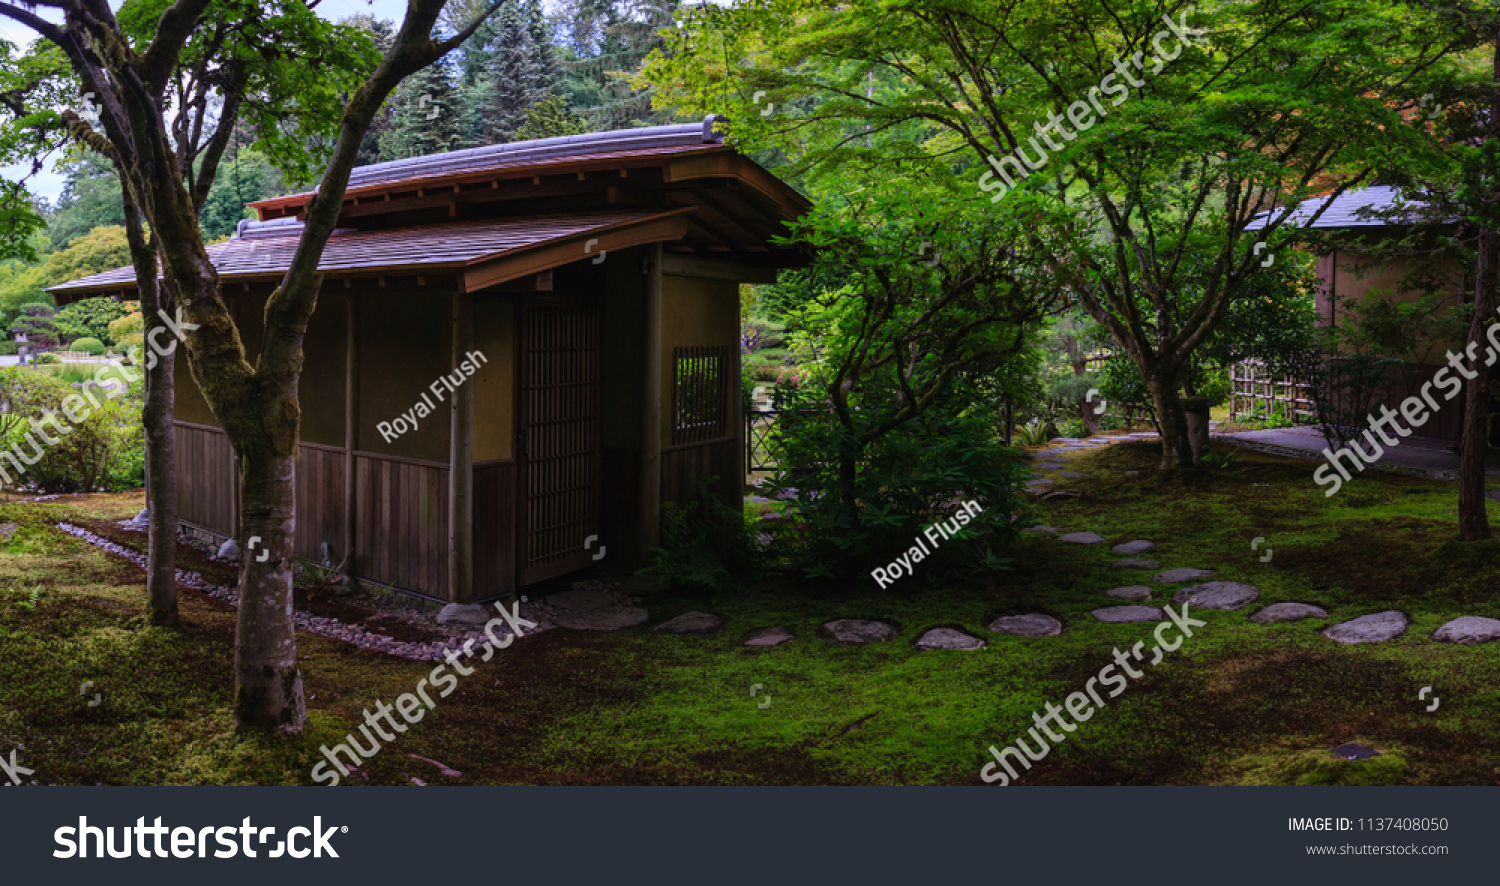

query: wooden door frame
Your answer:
[514,292,604,587]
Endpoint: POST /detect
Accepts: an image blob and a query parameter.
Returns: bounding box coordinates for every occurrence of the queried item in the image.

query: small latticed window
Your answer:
[672,346,730,445]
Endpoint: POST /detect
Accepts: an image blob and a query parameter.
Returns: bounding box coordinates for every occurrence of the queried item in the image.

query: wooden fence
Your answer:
[1229,360,1316,423]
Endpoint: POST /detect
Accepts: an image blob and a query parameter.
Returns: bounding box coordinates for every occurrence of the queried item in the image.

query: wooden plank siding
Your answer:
[175,422,235,536]
[355,453,450,598]
[294,443,347,564]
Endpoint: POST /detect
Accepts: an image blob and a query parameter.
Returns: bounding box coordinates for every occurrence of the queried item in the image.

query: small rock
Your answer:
[1112,540,1155,555]
[0,522,17,542]
[552,606,650,631]
[1021,526,1061,535]
[1323,610,1408,644]
[1172,582,1259,611]
[1332,742,1381,760]
[914,628,985,650]
[128,509,149,529]
[436,603,489,626]
[1059,471,1086,478]
[654,611,723,635]
[821,619,895,645]
[744,627,795,647]
[1091,605,1165,624]
[1056,531,1106,544]
[1430,615,1500,645]
[216,539,241,561]
[1153,567,1213,583]
[1112,558,1160,570]
[1249,602,1328,625]
[1105,585,1152,601]
[986,613,1063,637]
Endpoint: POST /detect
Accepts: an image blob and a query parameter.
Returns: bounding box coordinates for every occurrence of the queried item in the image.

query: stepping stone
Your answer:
[1172,582,1259,610]
[1050,437,1080,443]
[1059,471,1086,478]
[654,611,723,634]
[987,614,1063,637]
[1122,470,1140,477]
[1056,531,1106,544]
[437,603,490,625]
[1021,526,1061,535]
[760,512,785,521]
[1154,567,1214,583]
[1323,610,1407,644]
[1035,463,1067,471]
[821,619,895,645]
[1249,602,1328,625]
[1431,615,1500,645]
[915,628,986,650]
[1112,558,1160,570]
[552,605,650,631]
[1105,585,1152,601]
[746,495,772,504]
[1028,478,1054,485]
[1112,540,1156,555]
[745,626,795,647]
[1333,743,1381,760]
[1092,605,1164,624]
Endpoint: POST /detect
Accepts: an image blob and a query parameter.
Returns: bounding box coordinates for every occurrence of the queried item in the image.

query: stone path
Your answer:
[987,614,1063,637]
[1323,610,1408,644]
[1092,605,1164,623]
[1249,603,1327,625]
[1112,558,1160,570]
[822,619,896,645]
[915,628,986,650]
[1172,582,1259,611]
[1154,568,1213,583]
[1431,616,1500,645]
[1112,540,1156,555]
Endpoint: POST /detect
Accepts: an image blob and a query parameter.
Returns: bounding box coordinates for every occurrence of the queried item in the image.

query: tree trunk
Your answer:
[1149,380,1195,469]
[1458,227,1496,540]
[122,191,178,626]
[143,316,179,623]
[1457,34,1500,542]
[233,447,306,733]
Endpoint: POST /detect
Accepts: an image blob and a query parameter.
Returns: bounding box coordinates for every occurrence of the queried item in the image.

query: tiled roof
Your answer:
[47,211,678,294]
[1244,185,1449,231]
[257,117,729,206]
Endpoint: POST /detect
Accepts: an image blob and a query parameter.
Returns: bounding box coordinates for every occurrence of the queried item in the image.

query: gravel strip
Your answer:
[58,522,555,663]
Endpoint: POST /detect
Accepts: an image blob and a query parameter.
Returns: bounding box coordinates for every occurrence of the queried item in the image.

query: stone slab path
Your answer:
[1431,616,1500,645]
[1249,603,1328,625]
[987,614,1063,637]
[1106,585,1153,601]
[822,619,896,644]
[1324,611,1408,644]
[1092,605,1164,623]
[915,628,986,650]
[745,626,795,647]
[1172,582,1259,611]
[1154,568,1214,583]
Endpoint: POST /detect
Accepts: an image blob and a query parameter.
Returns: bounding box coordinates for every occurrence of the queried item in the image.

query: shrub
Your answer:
[764,384,1027,581]
[0,341,16,356]
[33,353,60,364]
[70,337,105,355]
[0,366,142,493]
[650,478,751,591]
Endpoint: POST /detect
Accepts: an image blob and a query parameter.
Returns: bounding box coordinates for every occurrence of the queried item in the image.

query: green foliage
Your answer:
[11,303,58,348]
[515,91,588,141]
[0,366,142,493]
[1012,417,1059,448]
[53,296,130,344]
[379,60,464,161]
[764,383,1027,581]
[33,353,60,365]
[42,226,130,287]
[650,477,751,591]
[107,310,142,346]
[0,263,50,320]
[69,337,105,355]
[198,147,284,242]
[0,342,15,356]
[43,156,126,250]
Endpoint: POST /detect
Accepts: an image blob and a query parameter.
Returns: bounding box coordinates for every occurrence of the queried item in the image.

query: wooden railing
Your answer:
[1229,359,1316,423]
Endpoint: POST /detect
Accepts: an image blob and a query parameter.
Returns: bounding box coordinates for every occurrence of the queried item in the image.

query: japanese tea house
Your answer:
[48,116,810,602]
